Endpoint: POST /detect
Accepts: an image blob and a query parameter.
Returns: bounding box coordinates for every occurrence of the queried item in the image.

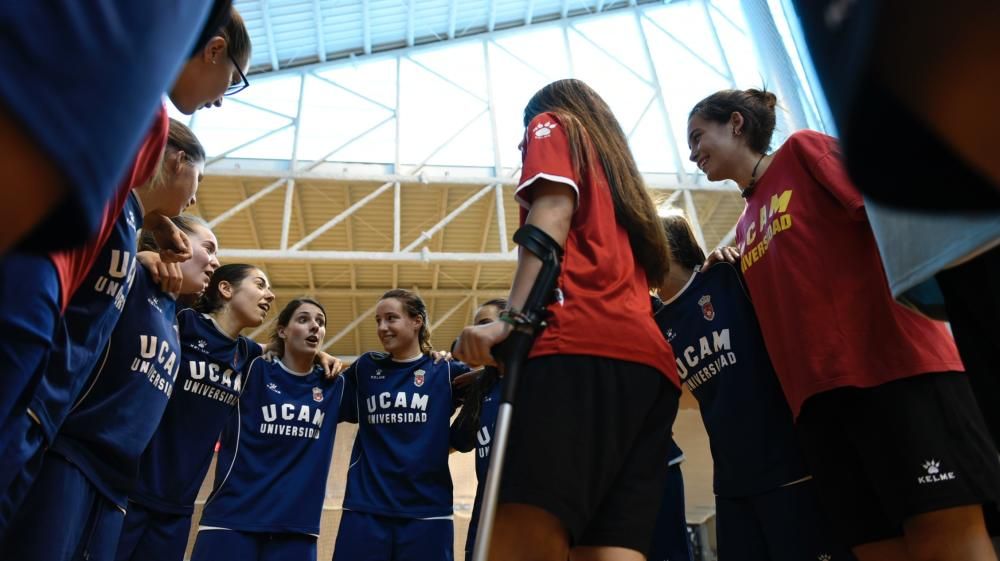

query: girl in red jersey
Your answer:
[454,79,680,561]
[687,88,1000,561]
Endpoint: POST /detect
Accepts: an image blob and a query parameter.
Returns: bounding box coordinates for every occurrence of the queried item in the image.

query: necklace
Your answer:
[741,153,767,199]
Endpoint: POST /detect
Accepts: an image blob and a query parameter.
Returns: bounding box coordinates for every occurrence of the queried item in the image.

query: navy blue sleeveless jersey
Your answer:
[30,193,142,441]
[130,309,263,515]
[341,352,471,518]
[48,267,179,507]
[200,358,345,535]
[652,263,808,497]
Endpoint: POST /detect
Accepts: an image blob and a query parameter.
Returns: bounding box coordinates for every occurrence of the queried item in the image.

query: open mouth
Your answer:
[258,302,270,314]
[305,335,320,345]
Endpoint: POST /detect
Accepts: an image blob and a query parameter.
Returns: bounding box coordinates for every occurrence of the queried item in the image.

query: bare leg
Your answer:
[853,538,910,561]
[570,546,646,561]
[489,503,569,561]
[903,505,998,561]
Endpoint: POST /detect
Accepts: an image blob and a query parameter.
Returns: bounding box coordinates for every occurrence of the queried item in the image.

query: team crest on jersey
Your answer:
[148,296,163,313]
[312,387,324,402]
[698,295,715,321]
[533,121,557,139]
[665,328,677,342]
[414,369,425,387]
[267,382,281,394]
[197,339,208,349]
[126,210,137,230]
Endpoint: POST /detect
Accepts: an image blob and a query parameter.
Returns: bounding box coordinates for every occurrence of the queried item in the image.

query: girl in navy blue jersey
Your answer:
[115,264,275,561]
[0,8,253,521]
[449,298,506,561]
[0,215,219,561]
[334,288,471,561]
[0,119,210,533]
[191,298,346,561]
[654,214,852,561]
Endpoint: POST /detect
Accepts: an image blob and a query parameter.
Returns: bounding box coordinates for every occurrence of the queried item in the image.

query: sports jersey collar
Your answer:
[660,266,700,307]
[130,190,144,218]
[203,313,238,342]
[276,358,314,377]
[391,352,425,363]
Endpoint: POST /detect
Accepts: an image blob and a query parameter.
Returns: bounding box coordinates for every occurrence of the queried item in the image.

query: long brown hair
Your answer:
[523,79,670,285]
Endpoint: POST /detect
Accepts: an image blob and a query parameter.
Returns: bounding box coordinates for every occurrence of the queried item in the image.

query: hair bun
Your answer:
[745,88,777,111]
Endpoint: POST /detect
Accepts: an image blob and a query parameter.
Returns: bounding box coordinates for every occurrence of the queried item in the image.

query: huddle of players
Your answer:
[0,6,996,559]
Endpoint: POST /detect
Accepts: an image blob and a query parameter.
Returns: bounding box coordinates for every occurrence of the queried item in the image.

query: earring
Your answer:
[733,128,741,136]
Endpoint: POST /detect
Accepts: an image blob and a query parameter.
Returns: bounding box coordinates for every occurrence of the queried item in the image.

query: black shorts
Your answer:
[499,354,679,553]
[937,244,1000,446]
[796,371,1000,547]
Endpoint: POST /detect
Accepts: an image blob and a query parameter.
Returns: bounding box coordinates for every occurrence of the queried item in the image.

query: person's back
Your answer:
[454,79,681,561]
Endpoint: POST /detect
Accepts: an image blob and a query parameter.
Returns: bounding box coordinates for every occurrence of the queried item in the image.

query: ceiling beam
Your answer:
[204,166,735,192]
[217,249,518,264]
[313,0,327,62]
[273,288,509,298]
[488,0,498,32]
[260,0,281,71]
[248,0,664,77]
[407,0,417,46]
[447,0,458,39]
[402,184,494,252]
[362,0,372,55]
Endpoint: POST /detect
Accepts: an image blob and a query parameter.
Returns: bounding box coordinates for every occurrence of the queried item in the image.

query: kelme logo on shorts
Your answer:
[918,459,956,484]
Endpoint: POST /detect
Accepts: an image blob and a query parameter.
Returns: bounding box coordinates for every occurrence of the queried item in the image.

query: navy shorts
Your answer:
[191,528,317,561]
[333,510,454,561]
[0,410,46,534]
[715,480,854,561]
[0,253,61,533]
[648,462,693,561]
[1,453,125,560]
[115,502,193,561]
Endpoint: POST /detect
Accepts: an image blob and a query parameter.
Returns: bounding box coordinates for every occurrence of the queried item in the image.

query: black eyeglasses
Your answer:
[224,52,249,96]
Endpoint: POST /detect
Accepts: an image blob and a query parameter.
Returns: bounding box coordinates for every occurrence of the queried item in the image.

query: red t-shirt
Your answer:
[736,130,963,417]
[516,112,679,387]
[49,103,169,311]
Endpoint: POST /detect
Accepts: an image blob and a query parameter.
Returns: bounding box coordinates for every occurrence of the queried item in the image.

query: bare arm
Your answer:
[453,179,575,367]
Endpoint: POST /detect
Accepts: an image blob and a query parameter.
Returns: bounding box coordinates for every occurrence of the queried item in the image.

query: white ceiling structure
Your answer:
[176,0,827,357]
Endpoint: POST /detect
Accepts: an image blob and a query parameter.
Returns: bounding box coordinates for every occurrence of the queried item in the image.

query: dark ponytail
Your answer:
[193,263,259,314]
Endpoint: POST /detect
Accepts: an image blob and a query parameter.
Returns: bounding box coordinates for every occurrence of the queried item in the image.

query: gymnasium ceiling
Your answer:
[179,0,825,356]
